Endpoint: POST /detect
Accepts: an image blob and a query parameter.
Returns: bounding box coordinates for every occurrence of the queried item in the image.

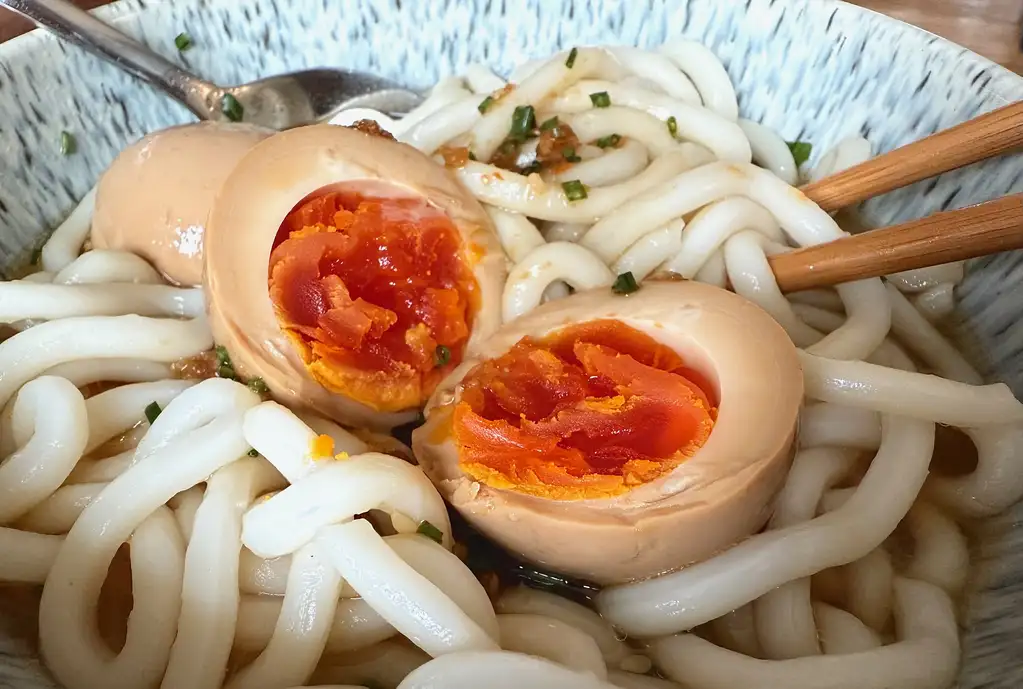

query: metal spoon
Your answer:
[1,0,423,129]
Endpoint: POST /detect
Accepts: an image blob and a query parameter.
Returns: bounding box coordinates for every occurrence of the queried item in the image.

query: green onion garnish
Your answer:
[417,520,444,544]
[174,32,193,51]
[519,160,543,175]
[468,151,478,161]
[478,96,495,114]
[562,180,588,201]
[540,116,559,131]
[144,401,162,424]
[589,91,611,108]
[215,345,237,379]
[248,448,259,457]
[562,147,581,163]
[667,116,678,138]
[787,140,813,167]
[247,377,269,395]
[221,93,244,122]
[612,271,640,295]
[435,345,451,367]
[566,47,578,68]
[509,105,536,141]
[596,134,621,148]
[59,131,76,156]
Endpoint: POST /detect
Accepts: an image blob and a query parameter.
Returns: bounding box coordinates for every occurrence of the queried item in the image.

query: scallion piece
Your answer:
[215,345,232,367]
[787,140,813,166]
[417,520,444,544]
[566,47,578,68]
[144,401,162,424]
[174,32,193,51]
[248,448,259,457]
[59,131,76,156]
[589,91,611,108]
[667,116,678,138]
[540,116,559,131]
[562,179,588,201]
[562,146,581,163]
[509,105,536,141]
[468,151,478,161]
[247,377,269,395]
[595,133,621,148]
[612,271,640,295]
[478,95,495,114]
[221,93,244,122]
[519,160,543,175]
[434,345,451,367]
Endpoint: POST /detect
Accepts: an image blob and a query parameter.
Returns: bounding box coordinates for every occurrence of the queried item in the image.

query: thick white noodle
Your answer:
[312,640,432,689]
[607,47,701,102]
[903,501,969,594]
[0,314,212,408]
[708,605,762,658]
[611,220,684,280]
[503,242,613,321]
[648,578,959,689]
[799,350,1023,426]
[0,526,62,582]
[162,458,284,689]
[737,119,798,184]
[798,403,881,451]
[0,282,204,321]
[41,185,96,273]
[808,136,872,182]
[455,149,709,223]
[43,358,175,387]
[929,423,1023,517]
[170,485,204,541]
[658,39,739,120]
[497,613,607,679]
[0,376,88,523]
[400,76,475,131]
[399,96,481,155]
[84,380,194,454]
[554,138,650,188]
[886,262,964,293]
[485,206,545,263]
[562,107,697,157]
[607,670,683,689]
[226,540,343,689]
[296,411,371,456]
[38,379,258,689]
[543,222,590,243]
[842,547,894,631]
[754,448,858,659]
[53,250,164,285]
[463,63,506,94]
[238,548,290,595]
[20,270,54,283]
[911,283,956,322]
[813,602,883,654]
[236,595,395,654]
[318,521,498,657]
[395,651,618,689]
[495,586,649,673]
[597,415,934,636]
[16,482,104,534]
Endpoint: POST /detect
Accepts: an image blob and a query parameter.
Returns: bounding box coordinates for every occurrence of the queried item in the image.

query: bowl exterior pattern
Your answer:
[0,0,1021,687]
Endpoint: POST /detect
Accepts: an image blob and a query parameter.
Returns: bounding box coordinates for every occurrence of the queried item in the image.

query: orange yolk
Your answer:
[269,191,478,412]
[453,320,717,500]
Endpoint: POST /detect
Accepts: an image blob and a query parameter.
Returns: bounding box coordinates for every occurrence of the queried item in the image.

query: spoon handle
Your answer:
[0,0,216,118]
[769,193,1023,293]
[801,101,1023,212]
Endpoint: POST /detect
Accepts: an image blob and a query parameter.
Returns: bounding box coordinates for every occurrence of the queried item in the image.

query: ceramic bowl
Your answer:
[0,0,1021,687]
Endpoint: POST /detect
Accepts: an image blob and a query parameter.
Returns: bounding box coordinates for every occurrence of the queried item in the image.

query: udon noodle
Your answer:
[0,38,1018,689]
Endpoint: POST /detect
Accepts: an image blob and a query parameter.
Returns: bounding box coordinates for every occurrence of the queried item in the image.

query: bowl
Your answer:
[0,0,1021,687]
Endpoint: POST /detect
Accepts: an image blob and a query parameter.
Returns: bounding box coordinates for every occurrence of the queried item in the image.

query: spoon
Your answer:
[0,0,423,129]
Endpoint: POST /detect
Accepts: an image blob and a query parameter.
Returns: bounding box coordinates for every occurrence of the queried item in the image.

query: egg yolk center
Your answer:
[453,319,717,500]
[268,190,479,413]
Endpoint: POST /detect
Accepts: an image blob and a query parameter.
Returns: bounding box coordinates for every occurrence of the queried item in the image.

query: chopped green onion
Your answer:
[468,151,478,161]
[612,271,640,295]
[215,345,232,367]
[509,105,536,141]
[248,448,259,457]
[595,133,621,148]
[566,47,578,68]
[667,116,678,138]
[247,377,269,395]
[562,179,588,201]
[144,401,162,424]
[478,96,495,114]
[221,93,243,122]
[540,116,560,131]
[562,146,581,163]
[59,131,76,156]
[519,160,543,175]
[217,365,237,380]
[589,91,611,108]
[174,32,193,51]
[497,139,518,157]
[417,520,444,544]
[30,244,43,266]
[787,140,813,166]
[434,345,451,367]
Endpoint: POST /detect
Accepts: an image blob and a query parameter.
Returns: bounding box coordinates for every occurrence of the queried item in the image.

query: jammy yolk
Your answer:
[268,190,479,412]
[453,320,717,501]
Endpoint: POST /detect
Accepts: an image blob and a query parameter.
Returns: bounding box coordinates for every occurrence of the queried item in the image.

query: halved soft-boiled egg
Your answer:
[204,124,506,429]
[412,280,803,584]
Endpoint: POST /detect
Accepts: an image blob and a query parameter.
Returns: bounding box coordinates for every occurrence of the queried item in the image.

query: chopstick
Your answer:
[768,194,1023,294]
[800,101,1023,213]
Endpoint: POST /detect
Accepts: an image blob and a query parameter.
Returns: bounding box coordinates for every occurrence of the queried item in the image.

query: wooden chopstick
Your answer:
[768,194,1023,294]
[800,101,1023,213]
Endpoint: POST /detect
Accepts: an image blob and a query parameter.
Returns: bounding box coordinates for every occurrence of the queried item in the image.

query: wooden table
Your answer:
[1,0,1021,73]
